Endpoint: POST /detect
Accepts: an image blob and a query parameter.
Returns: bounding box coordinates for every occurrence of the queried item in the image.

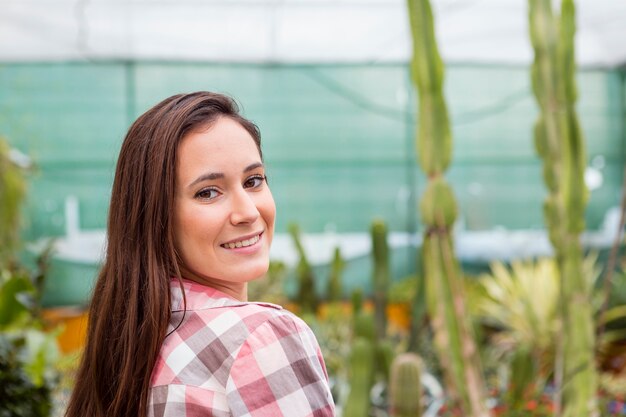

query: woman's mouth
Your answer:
[220,232,263,249]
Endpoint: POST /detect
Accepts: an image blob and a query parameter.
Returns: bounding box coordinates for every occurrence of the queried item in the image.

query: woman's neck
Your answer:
[178,267,248,301]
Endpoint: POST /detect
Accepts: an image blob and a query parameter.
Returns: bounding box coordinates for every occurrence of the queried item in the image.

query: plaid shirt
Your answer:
[148,279,335,417]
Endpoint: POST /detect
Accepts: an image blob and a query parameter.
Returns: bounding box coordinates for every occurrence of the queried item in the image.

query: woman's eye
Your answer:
[244,175,266,189]
[195,188,220,200]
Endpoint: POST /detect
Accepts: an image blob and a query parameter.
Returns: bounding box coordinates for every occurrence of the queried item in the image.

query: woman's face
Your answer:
[173,117,275,295]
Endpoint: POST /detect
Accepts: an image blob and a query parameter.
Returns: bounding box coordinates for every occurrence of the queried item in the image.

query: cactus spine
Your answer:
[406,1,490,416]
[389,353,424,417]
[528,1,598,416]
[371,219,390,341]
[288,223,320,314]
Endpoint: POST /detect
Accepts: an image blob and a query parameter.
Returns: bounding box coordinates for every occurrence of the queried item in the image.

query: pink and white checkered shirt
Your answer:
[148,279,335,417]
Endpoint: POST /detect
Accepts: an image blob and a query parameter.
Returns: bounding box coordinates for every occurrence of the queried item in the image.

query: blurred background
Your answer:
[2,0,623,305]
[1,0,625,416]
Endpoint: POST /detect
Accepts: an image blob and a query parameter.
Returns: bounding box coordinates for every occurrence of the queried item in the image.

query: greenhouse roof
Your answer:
[1,0,625,68]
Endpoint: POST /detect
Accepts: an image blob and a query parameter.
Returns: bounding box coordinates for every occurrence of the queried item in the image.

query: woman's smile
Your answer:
[220,231,264,251]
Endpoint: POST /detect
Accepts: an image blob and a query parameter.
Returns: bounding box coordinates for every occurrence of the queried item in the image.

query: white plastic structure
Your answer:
[0,0,625,68]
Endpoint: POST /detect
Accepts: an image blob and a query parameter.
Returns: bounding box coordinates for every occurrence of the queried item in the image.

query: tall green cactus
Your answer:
[370,220,396,382]
[371,219,390,340]
[343,289,376,417]
[528,1,597,416]
[327,247,345,302]
[406,1,490,416]
[389,353,423,417]
[0,138,26,268]
[348,285,395,415]
[288,223,320,314]
[344,337,376,417]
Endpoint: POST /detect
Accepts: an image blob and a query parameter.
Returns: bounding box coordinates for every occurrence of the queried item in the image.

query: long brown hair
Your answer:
[65,92,262,417]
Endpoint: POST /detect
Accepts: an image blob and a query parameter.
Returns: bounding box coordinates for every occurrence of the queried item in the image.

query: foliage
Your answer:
[247,260,288,305]
[0,140,61,417]
[604,260,626,312]
[0,336,53,417]
[0,261,61,417]
[471,254,626,408]
[388,275,419,305]
[288,223,320,314]
[312,302,353,384]
[327,248,345,302]
[0,138,27,267]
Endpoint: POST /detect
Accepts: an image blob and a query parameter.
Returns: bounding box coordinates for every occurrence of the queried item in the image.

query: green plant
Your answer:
[344,284,397,416]
[406,0,490,415]
[343,337,376,417]
[389,276,419,305]
[0,265,61,417]
[389,352,424,417]
[0,336,54,417]
[351,288,376,343]
[474,258,564,376]
[0,141,61,417]
[311,302,352,382]
[372,219,390,341]
[471,255,626,408]
[0,138,27,267]
[327,247,345,302]
[247,260,288,305]
[528,0,597,415]
[288,223,320,314]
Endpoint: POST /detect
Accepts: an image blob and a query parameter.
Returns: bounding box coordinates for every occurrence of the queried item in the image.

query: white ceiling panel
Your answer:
[0,0,624,67]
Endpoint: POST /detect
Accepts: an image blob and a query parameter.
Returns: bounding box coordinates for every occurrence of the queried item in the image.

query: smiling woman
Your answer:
[173,118,275,301]
[64,92,335,417]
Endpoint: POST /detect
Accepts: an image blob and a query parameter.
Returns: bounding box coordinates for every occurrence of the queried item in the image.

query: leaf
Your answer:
[22,329,60,388]
[0,274,35,329]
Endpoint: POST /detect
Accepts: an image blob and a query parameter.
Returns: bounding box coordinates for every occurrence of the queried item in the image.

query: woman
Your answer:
[65,92,335,417]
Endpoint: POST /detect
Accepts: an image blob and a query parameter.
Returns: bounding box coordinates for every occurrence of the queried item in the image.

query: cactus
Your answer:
[376,339,395,382]
[327,247,345,302]
[288,223,320,314]
[406,1,490,416]
[0,138,27,268]
[507,346,537,410]
[351,287,364,316]
[344,337,376,417]
[389,353,423,417]
[528,1,598,416]
[352,288,376,343]
[371,219,390,341]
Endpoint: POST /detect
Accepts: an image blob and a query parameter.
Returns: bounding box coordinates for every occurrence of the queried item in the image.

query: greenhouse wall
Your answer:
[1,62,623,242]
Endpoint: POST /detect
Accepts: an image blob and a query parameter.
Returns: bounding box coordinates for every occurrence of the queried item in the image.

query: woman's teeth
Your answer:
[222,234,260,249]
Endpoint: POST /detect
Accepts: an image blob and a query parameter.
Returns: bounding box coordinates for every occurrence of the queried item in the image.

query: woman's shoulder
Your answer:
[167,299,313,354]
[195,300,312,343]
[225,306,334,417]
[189,301,321,370]
[154,302,318,387]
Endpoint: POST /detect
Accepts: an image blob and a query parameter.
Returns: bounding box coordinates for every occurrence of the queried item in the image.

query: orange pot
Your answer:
[42,306,88,354]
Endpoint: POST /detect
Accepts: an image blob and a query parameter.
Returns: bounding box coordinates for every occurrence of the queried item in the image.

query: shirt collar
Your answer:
[169,278,282,312]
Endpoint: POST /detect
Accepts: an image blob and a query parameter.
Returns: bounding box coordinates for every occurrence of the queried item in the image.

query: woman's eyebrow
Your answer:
[244,162,263,172]
[187,162,264,189]
[188,172,223,189]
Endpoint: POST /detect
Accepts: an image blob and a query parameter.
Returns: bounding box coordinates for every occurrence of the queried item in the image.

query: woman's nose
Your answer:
[229,188,260,225]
